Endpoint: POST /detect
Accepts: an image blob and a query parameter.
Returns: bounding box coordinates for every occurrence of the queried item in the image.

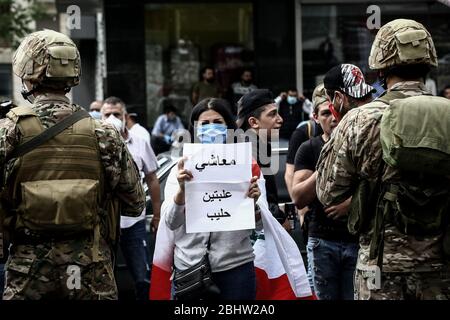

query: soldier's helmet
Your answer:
[312,83,327,108]
[13,29,81,90]
[369,19,437,71]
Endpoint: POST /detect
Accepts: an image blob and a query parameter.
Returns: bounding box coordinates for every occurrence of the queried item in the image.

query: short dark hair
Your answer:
[440,85,450,97]
[189,98,236,140]
[287,87,298,93]
[104,96,125,107]
[163,105,177,114]
[241,68,253,75]
[239,105,267,131]
[384,63,430,81]
[200,66,214,80]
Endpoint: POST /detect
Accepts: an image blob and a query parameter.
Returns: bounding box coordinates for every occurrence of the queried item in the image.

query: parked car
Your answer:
[116,140,307,298]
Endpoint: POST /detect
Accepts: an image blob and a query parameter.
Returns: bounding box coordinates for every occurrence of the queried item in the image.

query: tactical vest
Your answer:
[348,91,450,265]
[1,106,110,262]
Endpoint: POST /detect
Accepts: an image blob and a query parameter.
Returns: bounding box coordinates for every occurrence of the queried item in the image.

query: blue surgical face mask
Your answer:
[287,96,297,105]
[89,110,102,120]
[196,123,227,144]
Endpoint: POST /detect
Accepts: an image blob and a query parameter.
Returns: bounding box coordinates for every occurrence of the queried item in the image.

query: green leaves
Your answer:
[0,0,49,48]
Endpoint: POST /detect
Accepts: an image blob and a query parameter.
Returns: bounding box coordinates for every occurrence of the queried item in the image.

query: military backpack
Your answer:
[0,106,119,262]
[348,91,450,263]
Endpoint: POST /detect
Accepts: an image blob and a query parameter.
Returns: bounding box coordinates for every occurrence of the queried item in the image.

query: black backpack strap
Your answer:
[311,120,316,137]
[306,121,312,139]
[6,109,90,162]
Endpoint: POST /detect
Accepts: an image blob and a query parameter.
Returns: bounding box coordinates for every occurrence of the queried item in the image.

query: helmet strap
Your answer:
[21,82,40,103]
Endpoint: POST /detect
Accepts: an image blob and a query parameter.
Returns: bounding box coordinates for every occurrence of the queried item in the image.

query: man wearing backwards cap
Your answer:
[236,89,288,228]
[291,83,357,300]
[323,63,374,122]
[317,19,450,300]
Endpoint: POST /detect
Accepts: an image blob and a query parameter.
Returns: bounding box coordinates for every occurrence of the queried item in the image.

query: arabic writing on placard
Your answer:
[202,190,232,202]
[195,155,236,172]
[183,142,252,183]
[203,190,233,221]
[185,181,254,232]
[206,208,231,220]
[183,143,254,233]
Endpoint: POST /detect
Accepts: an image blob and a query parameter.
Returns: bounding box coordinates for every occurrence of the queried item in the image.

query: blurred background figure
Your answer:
[102,96,161,300]
[191,66,222,106]
[127,112,151,144]
[230,68,258,115]
[441,85,450,99]
[89,100,103,120]
[425,76,437,95]
[151,105,185,154]
[275,88,312,140]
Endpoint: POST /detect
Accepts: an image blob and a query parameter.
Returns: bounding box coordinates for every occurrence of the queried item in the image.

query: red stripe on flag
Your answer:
[149,265,172,300]
[255,267,316,300]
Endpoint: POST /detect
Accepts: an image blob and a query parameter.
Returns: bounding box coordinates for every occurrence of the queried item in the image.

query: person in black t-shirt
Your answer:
[285,85,325,199]
[291,83,358,300]
[284,86,324,241]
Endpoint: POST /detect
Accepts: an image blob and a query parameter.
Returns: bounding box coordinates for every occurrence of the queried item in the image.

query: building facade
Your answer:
[2,0,449,128]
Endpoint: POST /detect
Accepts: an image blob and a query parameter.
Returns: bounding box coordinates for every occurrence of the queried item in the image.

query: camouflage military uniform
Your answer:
[1,93,145,300]
[316,81,450,300]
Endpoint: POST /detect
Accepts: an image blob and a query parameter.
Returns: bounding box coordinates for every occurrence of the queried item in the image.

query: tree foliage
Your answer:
[0,0,48,47]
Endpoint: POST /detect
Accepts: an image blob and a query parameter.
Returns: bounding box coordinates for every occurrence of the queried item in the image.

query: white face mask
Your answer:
[105,114,124,132]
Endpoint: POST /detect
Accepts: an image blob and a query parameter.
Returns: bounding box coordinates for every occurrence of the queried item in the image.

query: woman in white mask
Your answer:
[161,98,262,300]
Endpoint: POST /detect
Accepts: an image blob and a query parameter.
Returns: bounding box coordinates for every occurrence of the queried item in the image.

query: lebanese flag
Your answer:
[253,182,314,300]
[149,161,314,300]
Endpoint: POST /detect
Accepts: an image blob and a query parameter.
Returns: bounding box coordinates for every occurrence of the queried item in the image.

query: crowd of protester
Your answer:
[2,18,450,301]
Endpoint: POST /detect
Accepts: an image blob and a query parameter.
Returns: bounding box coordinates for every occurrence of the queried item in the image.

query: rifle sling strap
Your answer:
[6,109,90,162]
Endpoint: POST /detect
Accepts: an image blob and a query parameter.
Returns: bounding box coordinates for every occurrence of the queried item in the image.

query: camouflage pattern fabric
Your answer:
[0,93,145,300]
[368,19,438,70]
[354,265,450,300]
[3,238,117,300]
[316,81,449,299]
[312,83,328,108]
[0,93,145,215]
[12,30,80,89]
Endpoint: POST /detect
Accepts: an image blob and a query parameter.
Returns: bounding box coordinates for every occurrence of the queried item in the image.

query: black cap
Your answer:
[237,89,275,128]
[324,64,375,99]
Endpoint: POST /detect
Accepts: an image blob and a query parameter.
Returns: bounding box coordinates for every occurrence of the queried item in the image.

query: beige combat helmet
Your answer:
[312,83,328,109]
[368,19,438,71]
[13,29,81,90]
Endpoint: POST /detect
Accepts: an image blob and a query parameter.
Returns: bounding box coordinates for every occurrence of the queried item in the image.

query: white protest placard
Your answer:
[185,182,255,233]
[183,142,252,182]
[183,142,254,233]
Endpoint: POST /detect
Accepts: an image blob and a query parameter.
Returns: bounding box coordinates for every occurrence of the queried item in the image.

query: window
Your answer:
[301,2,450,97]
[145,3,254,125]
